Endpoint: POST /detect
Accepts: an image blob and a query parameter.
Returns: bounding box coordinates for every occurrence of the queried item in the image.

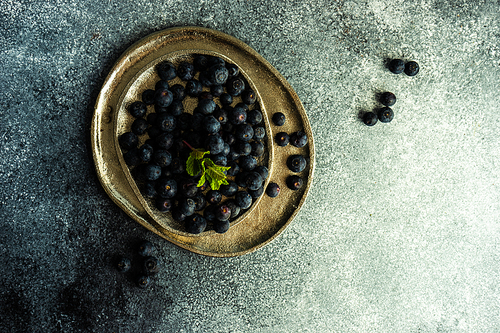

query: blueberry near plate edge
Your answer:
[95,27,315,256]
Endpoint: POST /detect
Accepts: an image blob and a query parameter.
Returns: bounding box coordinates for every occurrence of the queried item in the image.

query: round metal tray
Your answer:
[91,26,314,257]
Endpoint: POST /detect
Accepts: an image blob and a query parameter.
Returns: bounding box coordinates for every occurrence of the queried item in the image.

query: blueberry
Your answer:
[131,118,149,135]
[220,93,233,106]
[205,135,224,155]
[179,178,199,197]
[171,209,187,222]
[223,132,236,146]
[193,55,209,71]
[214,220,230,234]
[144,164,162,181]
[206,190,222,205]
[156,198,173,212]
[235,124,254,142]
[254,165,269,181]
[230,107,247,125]
[143,256,160,275]
[220,181,238,197]
[226,77,245,96]
[157,61,176,80]
[378,107,394,123]
[239,155,257,171]
[363,112,378,126]
[156,113,176,132]
[186,80,203,97]
[124,149,140,166]
[153,150,172,167]
[154,89,173,108]
[225,199,241,219]
[290,131,308,148]
[380,92,396,107]
[275,132,289,146]
[198,71,213,87]
[155,80,170,91]
[226,64,239,77]
[208,56,225,67]
[226,161,240,176]
[235,191,252,209]
[287,155,307,172]
[203,205,217,223]
[404,61,419,76]
[208,64,229,85]
[203,115,221,134]
[272,112,286,126]
[242,89,257,104]
[244,171,264,191]
[266,182,280,197]
[211,154,227,166]
[222,143,230,156]
[253,127,265,141]
[178,198,196,216]
[215,204,231,221]
[119,132,138,150]
[168,100,184,116]
[211,84,224,97]
[198,99,216,115]
[250,141,264,157]
[236,141,252,156]
[185,214,207,234]
[247,109,263,125]
[235,172,248,188]
[138,241,155,256]
[177,61,195,81]
[138,144,154,163]
[248,186,264,198]
[170,157,185,174]
[155,132,174,150]
[388,59,405,74]
[286,175,303,190]
[129,101,147,118]
[116,257,131,272]
[193,194,206,211]
[137,275,151,288]
[213,108,228,124]
[143,181,157,198]
[156,178,177,198]
[142,89,156,105]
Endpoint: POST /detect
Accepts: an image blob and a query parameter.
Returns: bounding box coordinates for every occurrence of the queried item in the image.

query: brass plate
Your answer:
[91,27,315,257]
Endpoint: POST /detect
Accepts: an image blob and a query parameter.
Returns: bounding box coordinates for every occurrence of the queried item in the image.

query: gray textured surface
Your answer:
[1,0,500,332]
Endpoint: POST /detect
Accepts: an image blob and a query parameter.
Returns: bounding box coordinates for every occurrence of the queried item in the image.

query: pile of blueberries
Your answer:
[362,58,419,126]
[119,55,274,234]
[116,240,159,289]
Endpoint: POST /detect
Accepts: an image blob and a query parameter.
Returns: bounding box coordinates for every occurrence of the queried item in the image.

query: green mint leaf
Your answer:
[186,149,209,176]
[192,149,210,160]
[205,165,227,181]
[197,172,206,187]
[221,178,229,186]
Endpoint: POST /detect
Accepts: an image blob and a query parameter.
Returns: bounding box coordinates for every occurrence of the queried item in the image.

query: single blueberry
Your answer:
[235,124,254,142]
[142,89,156,105]
[170,84,186,100]
[378,107,394,123]
[155,132,174,150]
[116,257,131,272]
[153,150,172,168]
[156,178,177,198]
[168,100,184,116]
[235,191,252,209]
[208,64,229,85]
[186,80,203,97]
[193,194,206,211]
[193,55,209,71]
[272,112,286,126]
[388,59,405,74]
[220,181,238,197]
[138,144,154,163]
[287,155,307,173]
[226,77,245,96]
[242,89,257,105]
[244,171,264,191]
[137,275,151,289]
[363,112,378,126]
[205,135,224,155]
[253,127,266,141]
[229,107,247,125]
[119,132,138,150]
[138,241,155,256]
[143,256,160,275]
[143,164,162,181]
[199,99,217,115]
[203,115,221,134]
[170,158,185,174]
[226,64,239,77]
[219,93,233,106]
[286,175,303,191]
[404,61,419,76]
[254,165,269,181]
[177,61,195,81]
[215,204,231,222]
[156,198,173,212]
[156,113,176,132]
[211,84,224,97]
[154,89,173,108]
[155,80,170,91]
[380,92,396,107]
[225,199,241,219]
[157,61,176,80]
[289,131,308,148]
[131,118,149,135]
[178,198,196,216]
[250,141,264,157]
[248,186,264,198]
[266,182,280,198]
[214,220,230,234]
[185,214,207,234]
[275,132,289,146]
[236,141,252,156]
[247,109,263,125]
[226,161,239,176]
[206,190,222,205]
[129,101,147,118]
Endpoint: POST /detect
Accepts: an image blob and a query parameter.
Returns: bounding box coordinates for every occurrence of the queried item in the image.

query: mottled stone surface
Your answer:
[1,0,500,332]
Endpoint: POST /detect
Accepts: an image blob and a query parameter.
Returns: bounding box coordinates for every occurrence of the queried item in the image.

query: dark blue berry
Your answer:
[143,181,157,198]
[388,59,404,74]
[119,132,138,150]
[154,89,173,108]
[156,178,177,198]
[235,191,252,209]
[208,64,229,85]
[144,164,162,181]
[230,107,247,125]
[220,93,233,106]
[157,61,176,80]
[363,112,378,126]
[203,205,217,223]
[220,181,238,197]
[168,100,184,116]
[250,141,264,157]
[153,150,172,168]
[275,132,289,146]
[193,55,209,71]
[226,64,239,77]
[137,275,151,288]
[235,124,254,142]
[185,214,207,234]
[155,132,174,150]
[206,190,222,205]
[239,155,257,171]
[203,116,221,134]
[247,109,263,125]
[156,198,173,212]
[242,89,257,105]
[248,186,264,198]
[170,84,186,100]
[142,89,156,105]
[143,256,160,275]
[198,99,216,115]
[198,71,213,87]
[236,141,252,156]
[177,62,195,81]
[378,107,394,123]
[131,118,149,135]
[178,198,196,216]
[211,154,227,166]
[208,56,225,67]
[193,194,206,211]
[226,161,239,176]
[272,112,286,126]
[138,241,155,256]
[205,135,224,155]
[171,209,187,222]
[287,155,307,172]
[129,101,147,118]
[225,200,240,219]
[116,257,131,272]
[156,113,176,132]
[186,80,202,97]
[211,84,224,97]
[286,175,303,190]
[244,171,264,191]
[226,77,245,96]
[404,61,419,76]
[214,220,230,234]
[138,144,154,163]
[266,182,280,197]
[254,165,269,181]
[290,131,308,148]
[215,204,231,221]
[155,80,170,91]
[380,92,396,107]
[124,149,140,166]
[253,127,265,141]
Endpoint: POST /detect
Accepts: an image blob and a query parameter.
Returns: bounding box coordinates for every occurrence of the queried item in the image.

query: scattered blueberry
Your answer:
[129,101,147,118]
[137,275,151,289]
[157,61,176,80]
[286,175,303,191]
[266,182,280,198]
[287,155,307,173]
[363,112,378,126]
[289,131,308,148]
[185,214,207,234]
[138,241,155,257]
[388,59,405,74]
[380,92,396,107]
[377,107,394,123]
[404,61,419,76]
[116,257,131,272]
[272,112,286,126]
[275,132,289,146]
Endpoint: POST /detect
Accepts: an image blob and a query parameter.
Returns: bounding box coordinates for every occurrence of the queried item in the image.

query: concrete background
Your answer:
[1,0,500,332]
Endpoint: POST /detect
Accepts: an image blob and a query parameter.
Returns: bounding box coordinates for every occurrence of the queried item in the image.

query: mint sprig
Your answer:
[184,141,231,191]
